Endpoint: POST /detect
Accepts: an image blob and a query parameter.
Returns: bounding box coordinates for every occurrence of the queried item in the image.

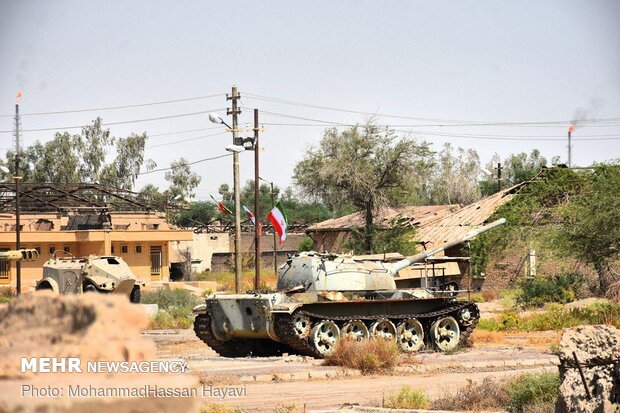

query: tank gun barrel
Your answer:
[388,218,506,274]
[0,249,39,262]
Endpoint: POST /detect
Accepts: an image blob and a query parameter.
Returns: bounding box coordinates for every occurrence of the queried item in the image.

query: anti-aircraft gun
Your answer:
[35,252,144,303]
[193,218,505,358]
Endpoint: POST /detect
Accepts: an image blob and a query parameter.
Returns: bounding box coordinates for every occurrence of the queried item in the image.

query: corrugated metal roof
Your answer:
[307,204,458,231]
[414,183,527,247]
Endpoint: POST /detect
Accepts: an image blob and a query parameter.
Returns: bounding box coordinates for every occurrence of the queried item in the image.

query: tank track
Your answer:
[273,301,480,358]
[194,313,295,358]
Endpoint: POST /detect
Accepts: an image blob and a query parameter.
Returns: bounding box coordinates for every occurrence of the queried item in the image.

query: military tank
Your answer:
[193,218,505,358]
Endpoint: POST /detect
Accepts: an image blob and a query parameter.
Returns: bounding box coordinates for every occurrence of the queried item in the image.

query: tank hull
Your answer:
[195,290,479,358]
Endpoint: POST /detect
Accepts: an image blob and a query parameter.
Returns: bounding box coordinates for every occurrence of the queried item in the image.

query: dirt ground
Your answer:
[147,328,559,411]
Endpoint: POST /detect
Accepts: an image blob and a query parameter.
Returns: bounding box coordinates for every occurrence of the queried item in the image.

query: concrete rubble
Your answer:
[0,293,199,413]
[556,325,620,413]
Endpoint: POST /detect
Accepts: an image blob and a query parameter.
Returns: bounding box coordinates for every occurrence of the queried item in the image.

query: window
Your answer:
[63,246,71,253]
[150,246,162,276]
[121,245,128,254]
[34,246,41,255]
[111,245,115,254]
[49,246,56,255]
[135,245,142,253]
[0,249,10,280]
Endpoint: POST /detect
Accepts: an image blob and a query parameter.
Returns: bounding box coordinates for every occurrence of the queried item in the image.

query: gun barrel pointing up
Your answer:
[388,218,506,275]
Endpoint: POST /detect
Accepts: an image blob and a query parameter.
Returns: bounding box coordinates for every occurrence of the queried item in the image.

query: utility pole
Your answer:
[568,125,574,167]
[270,182,277,275]
[227,86,242,293]
[253,109,261,290]
[13,102,22,295]
[496,162,502,192]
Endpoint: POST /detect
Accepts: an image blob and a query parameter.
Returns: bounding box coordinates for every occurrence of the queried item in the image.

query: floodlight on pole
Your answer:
[209,112,232,129]
[0,166,9,174]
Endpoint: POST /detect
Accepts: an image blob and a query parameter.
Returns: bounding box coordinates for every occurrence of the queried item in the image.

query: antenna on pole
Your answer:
[567,124,574,167]
[14,90,23,295]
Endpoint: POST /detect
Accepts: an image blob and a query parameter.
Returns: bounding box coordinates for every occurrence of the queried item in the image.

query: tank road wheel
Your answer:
[396,319,425,352]
[292,313,311,339]
[430,316,460,352]
[310,320,340,357]
[341,320,369,341]
[369,318,397,341]
[457,307,475,326]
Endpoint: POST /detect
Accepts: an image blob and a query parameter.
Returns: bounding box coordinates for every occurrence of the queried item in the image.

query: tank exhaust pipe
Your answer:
[388,218,506,275]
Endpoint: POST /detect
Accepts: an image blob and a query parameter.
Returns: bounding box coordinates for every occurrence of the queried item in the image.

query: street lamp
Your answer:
[208,87,243,293]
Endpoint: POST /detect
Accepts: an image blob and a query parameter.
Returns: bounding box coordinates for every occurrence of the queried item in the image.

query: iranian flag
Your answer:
[210,195,233,215]
[267,202,288,243]
[242,205,256,225]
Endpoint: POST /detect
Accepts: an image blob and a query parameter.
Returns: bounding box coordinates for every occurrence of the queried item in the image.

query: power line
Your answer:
[245,92,620,127]
[138,153,232,175]
[146,131,228,149]
[0,108,226,134]
[261,122,620,139]
[0,93,224,118]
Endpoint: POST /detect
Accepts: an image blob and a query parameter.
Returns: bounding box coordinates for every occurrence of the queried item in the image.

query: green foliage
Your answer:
[5,118,151,190]
[174,201,217,227]
[557,163,620,291]
[294,122,433,252]
[165,157,201,200]
[297,236,314,252]
[469,167,588,277]
[0,287,15,304]
[504,372,560,413]
[429,143,482,205]
[142,289,201,329]
[384,385,429,409]
[517,273,584,307]
[343,219,418,255]
[477,302,620,332]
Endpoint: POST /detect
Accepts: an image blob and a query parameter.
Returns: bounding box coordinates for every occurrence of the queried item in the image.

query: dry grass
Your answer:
[323,336,399,374]
[470,329,560,349]
[199,374,242,386]
[432,377,509,411]
[200,403,241,413]
[203,271,278,292]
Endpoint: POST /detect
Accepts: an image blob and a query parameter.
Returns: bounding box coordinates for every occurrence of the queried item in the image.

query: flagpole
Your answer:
[253,109,261,290]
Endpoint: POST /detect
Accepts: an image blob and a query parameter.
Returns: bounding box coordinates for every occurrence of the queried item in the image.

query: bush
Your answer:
[324,337,399,374]
[477,302,620,332]
[0,287,15,304]
[432,377,509,411]
[384,385,429,409]
[142,289,202,329]
[504,371,560,413]
[141,288,201,309]
[297,236,314,252]
[517,272,584,308]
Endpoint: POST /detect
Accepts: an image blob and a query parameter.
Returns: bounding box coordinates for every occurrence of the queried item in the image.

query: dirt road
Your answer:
[147,329,559,411]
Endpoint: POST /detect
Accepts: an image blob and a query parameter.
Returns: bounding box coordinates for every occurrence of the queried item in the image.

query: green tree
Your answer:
[294,123,432,252]
[558,163,620,292]
[174,201,217,227]
[164,158,201,200]
[4,118,151,189]
[430,143,482,205]
[504,149,547,186]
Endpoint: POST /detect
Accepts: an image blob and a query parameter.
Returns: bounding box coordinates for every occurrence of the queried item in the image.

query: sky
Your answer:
[1,0,619,201]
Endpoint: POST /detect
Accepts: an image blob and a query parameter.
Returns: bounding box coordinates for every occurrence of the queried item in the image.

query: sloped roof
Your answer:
[414,183,527,247]
[307,204,458,232]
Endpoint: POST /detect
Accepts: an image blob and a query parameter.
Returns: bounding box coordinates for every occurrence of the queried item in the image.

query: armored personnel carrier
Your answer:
[35,253,144,303]
[194,218,505,358]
